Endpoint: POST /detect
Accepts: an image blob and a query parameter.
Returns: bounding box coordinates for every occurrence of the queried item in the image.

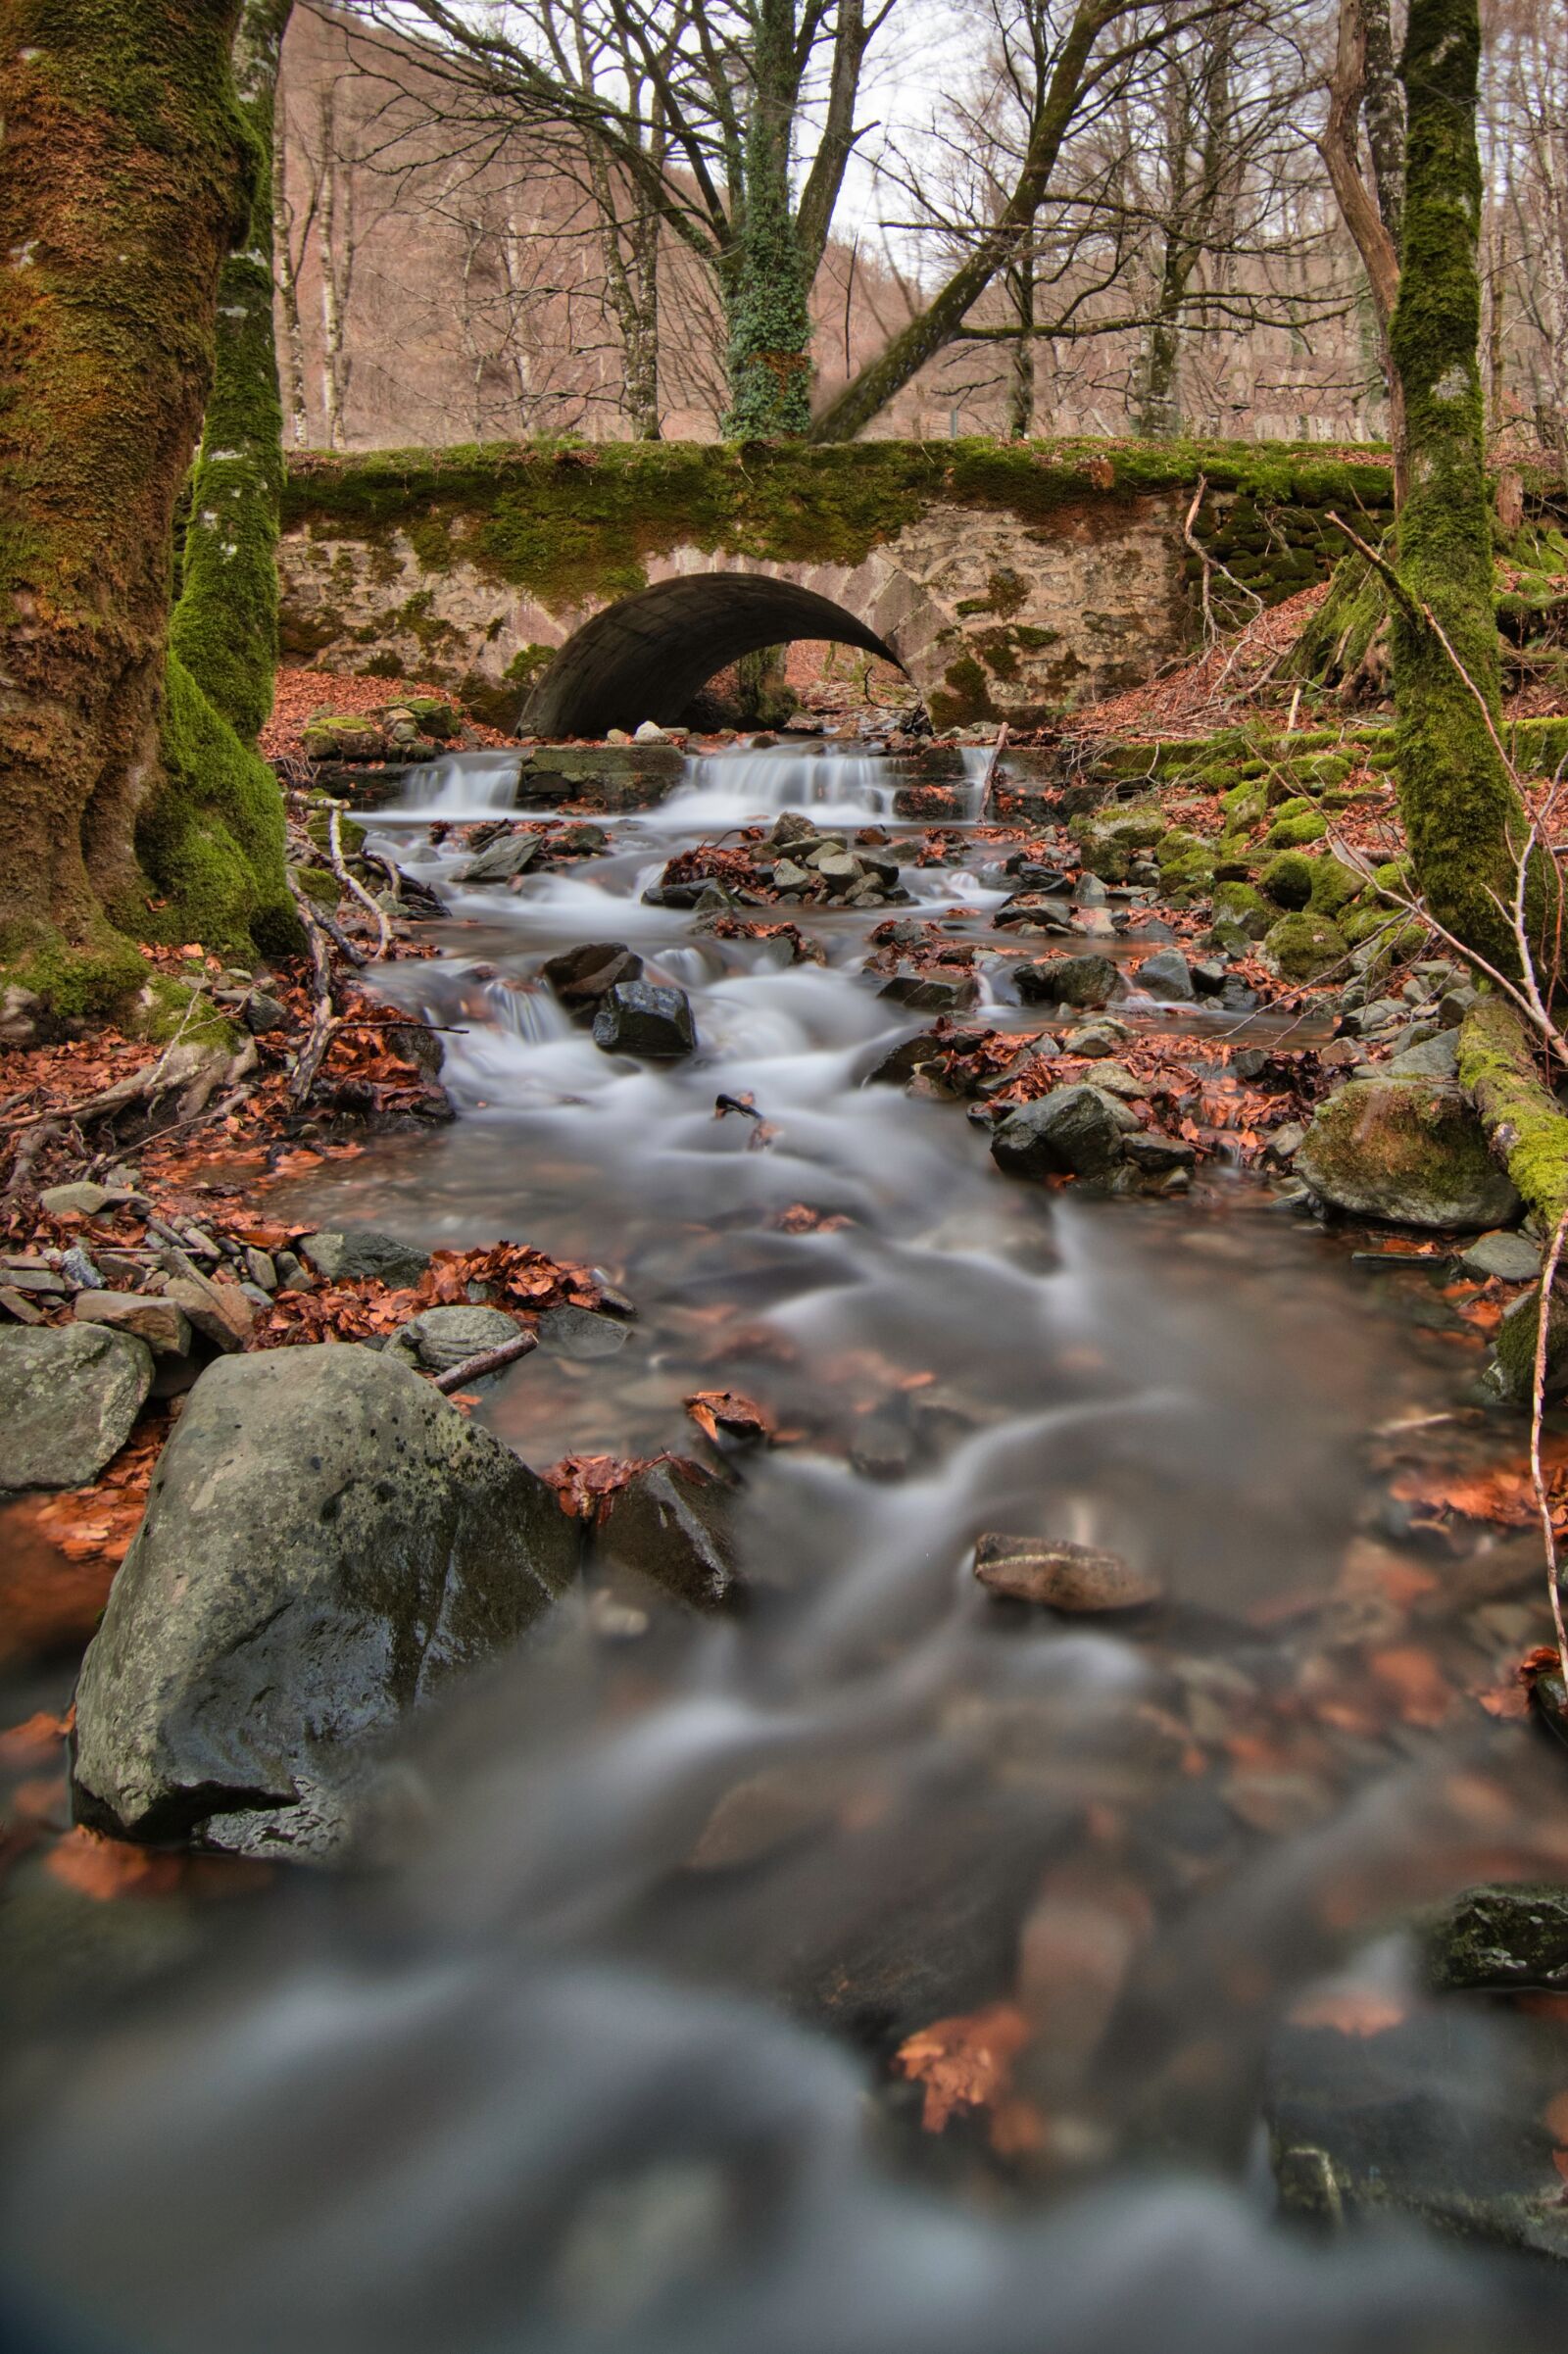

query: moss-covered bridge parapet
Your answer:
[277,438,1397,732]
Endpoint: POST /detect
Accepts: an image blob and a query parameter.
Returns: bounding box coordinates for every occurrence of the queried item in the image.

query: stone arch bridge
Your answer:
[277,440,1392,735]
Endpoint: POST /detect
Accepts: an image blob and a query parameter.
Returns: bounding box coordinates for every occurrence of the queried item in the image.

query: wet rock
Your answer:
[1490,1283,1568,1403]
[862,1031,947,1088]
[1429,1886,1568,1990]
[769,812,816,848]
[71,1345,576,1850]
[815,853,863,892]
[300,1226,432,1287]
[1191,958,1228,995]
[974,1532,1164,1611]
[462,831,542,885]
[74,1291,192,1357]
[1386,1030,1459,1080]
[1136,948,1196,1002]
[59,1244,103,1290]
[770,858,811,893]
[541,941,643,1010]
[0,1324,154,1493]
[877,970,979,1014]
[1461,1230,1540,1282]
[597,1459,738,1607]
[990,1086,1138,1182]
[592,981,697,1057]
[1296,1078,1520,1231]
[383,1304,521,1375]
[1014,953,1118,1007]
[1120,1132,1197,1175]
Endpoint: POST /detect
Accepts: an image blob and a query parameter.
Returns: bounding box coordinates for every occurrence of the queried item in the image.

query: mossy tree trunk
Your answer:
[172,0,291,743]
[0,0,294,1008]
[1386,0,1526,971]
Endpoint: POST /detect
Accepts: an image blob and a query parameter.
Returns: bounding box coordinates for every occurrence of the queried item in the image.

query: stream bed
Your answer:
[7,746,1568,2349]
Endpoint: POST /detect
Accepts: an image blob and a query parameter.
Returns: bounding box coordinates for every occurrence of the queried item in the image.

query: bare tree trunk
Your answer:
[1320,0,1406,498]
[273,94,312,447]
[808,0,1119,442]
[1006,260,1036,438]
[317,82,352,450]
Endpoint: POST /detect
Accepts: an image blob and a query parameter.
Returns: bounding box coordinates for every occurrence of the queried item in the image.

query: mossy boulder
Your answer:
[1266,804,1329,848]
[303,713,384,761]
[1262,851,1314,910]
[1296,1078,1522,1230]
[1071,804,1167,882]
[1262,910,1348,979]
[1213,879,1271,938]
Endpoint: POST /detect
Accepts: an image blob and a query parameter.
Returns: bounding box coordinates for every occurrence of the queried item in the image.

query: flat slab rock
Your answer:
[973,1533,1165,1612]
[0,1324,153,1494]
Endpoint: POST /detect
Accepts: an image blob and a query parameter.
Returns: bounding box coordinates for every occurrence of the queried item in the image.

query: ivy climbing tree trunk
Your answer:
[1387,0,1525,969]
[0,0,294,1009]
[722,0,814,437]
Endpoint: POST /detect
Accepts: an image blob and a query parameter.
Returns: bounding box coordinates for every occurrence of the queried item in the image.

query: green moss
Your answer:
[0,933,149,1021]
[929,655,995,731]
[280,439,1396,621]
[1213,879,1271,935]
[290,863,340,906]
[1263,909,1348,979]
[1307,856,1362,915]
[132,652,298,959]
[1262,851,1314,909]
[1268,810,1329,848]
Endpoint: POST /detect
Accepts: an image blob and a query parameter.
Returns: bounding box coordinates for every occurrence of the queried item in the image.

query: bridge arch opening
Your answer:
[521,572,905,737]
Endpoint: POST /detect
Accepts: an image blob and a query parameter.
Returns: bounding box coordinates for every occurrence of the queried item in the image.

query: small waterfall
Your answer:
[649,747,897,830]
[379,751,522,822]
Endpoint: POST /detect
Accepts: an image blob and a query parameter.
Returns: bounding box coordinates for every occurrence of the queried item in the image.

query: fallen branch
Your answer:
[1456,997,1568,1229]
[431,1330,539,1392]
[328,803,390,961]
[287,869,339,1106]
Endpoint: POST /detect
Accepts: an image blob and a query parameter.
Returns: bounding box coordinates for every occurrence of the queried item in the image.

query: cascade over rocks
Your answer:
[1296,1078,1521,1230]
[71,1346,578,1853]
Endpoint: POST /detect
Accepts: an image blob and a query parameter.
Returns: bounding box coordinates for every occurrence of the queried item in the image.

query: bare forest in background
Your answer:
[277,0,1568,452]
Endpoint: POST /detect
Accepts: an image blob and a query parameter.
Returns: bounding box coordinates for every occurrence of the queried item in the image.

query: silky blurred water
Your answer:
[5,748,1568,2352]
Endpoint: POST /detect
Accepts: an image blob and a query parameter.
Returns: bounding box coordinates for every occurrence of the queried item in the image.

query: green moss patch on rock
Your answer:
[1261,909,1348,979]
[1296,1076,1522,1230]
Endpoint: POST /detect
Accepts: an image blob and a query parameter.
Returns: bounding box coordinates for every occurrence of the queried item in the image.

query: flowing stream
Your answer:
[7,746,1568,2350]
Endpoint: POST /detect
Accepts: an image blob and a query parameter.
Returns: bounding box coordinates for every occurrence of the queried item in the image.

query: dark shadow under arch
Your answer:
[521,572,903,736]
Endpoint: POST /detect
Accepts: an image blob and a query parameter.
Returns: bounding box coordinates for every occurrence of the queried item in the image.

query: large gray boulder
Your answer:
[0,1325,153,1493]
[71,1345,577,1852]
[592,981,696,1057]
[990,1086,1139,1182]
[1296,1077,1520,1231]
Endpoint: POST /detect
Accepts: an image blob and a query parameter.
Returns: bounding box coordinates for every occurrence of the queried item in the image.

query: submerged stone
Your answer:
[1296,1078,1520,1231]
[540,941,643,1009]
[974,1533,1164,1612]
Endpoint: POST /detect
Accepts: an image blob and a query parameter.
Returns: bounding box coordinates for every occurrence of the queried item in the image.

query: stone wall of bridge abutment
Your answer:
[275,439,1395,733]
